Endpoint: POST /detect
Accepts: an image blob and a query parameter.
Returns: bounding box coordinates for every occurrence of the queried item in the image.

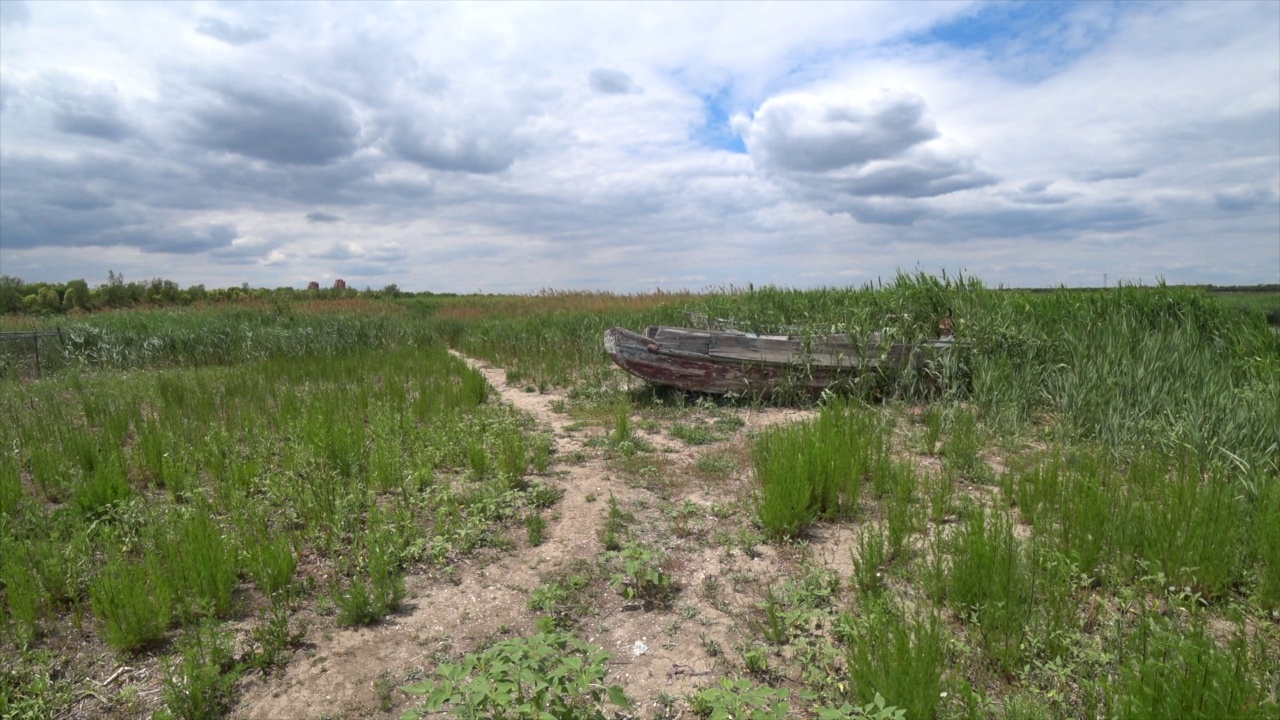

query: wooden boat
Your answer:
[604,325,962,396]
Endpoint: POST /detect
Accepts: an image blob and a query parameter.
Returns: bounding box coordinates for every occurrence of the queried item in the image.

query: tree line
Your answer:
[0,273,432,315]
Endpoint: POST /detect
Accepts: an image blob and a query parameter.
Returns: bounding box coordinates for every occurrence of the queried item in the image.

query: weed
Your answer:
[690,677,788,719]
[853,524,888,594]
[90,554,174,653]
[373,671,396,712]
[605,543,678,609]
[525,512,547,546]
[670,423,719,445]
[243,598,305,671]
[755,401,893,538]
[598,493,632,552]
[700,633,723,657]
[155,620,239,720]
[400,631,629,719]
[333,538,405,627]
[835,600,944,720]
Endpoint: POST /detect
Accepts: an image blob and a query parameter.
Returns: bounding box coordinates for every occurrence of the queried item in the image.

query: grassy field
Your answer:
[2,277,1278,720]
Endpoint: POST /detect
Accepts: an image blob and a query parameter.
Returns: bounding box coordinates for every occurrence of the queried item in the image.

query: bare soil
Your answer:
[229,355,817,720]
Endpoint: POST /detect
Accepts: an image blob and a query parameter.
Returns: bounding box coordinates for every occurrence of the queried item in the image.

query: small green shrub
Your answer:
[159,509,238,621]
[690,677,788,719]
[155,620,239,720]
[598,493,631,551]
[835,601,944,720]
[72,452,132,520]
[243,598,305,671]
[1106,615,1269,720]
[90,555,174,653]
[334,540,405,627]
[605,543,678,608]
[400,631,628,720]
[525,512,546,546]
[246,533,297,598]
[853,525,887,594]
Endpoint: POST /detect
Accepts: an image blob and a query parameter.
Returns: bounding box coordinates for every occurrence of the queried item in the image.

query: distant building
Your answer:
[307,281,320,291]
[334,279,346,289]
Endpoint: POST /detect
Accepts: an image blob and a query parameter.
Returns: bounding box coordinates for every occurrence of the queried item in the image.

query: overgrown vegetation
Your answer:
[3,276,1277,719]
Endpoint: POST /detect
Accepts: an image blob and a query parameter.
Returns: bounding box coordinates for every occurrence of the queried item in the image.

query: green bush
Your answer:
[90,555,174,653]
[400,632,628,720]
[155,620,240,720]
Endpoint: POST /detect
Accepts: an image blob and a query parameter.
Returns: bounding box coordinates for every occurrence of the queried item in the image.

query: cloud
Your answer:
[42,186,115,211]
[195,16,269,46]
[0,2,1276,290]
[314,242,360,261]
[1074,166,1146,182]
[1215,185,1279,212]
[209,235,279,265]
[738,90,939,173]
[180,79,361,165]
[588,68,639,95]
[36,73,134,141]
[735,89,997,222]
[0,0,29,26]
[389,116,528,174]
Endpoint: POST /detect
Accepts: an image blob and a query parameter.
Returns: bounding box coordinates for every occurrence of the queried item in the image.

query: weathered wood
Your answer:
[604,325,961,396]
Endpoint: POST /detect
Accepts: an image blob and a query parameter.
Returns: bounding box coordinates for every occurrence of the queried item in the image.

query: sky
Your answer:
[0,0,1277,293]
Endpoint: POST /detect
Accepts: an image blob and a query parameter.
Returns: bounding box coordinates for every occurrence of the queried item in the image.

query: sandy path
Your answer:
[233,354,816,720]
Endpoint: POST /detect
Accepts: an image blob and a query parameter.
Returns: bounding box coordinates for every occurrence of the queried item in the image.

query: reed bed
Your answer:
[1,304,435,377]
[1,341,549,658]
[415,274,1278,475]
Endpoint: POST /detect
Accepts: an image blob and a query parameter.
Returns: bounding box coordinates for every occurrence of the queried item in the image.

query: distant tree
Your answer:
[381,283,401,298]
[146,278,181,305]
[63,279,89,310]
[96,270,130,308]
[0,275,23,314]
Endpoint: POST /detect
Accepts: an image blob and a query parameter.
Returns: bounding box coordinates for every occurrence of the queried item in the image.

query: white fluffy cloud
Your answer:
[0,1,1276,291]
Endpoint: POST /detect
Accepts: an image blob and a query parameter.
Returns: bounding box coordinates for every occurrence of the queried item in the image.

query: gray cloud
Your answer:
[208,237,280,265]
[389,117,526,174]
[588,68,638,95]
[132,223,239,254]
[1215,186,1279,212]
[195,16,269,46]
[940,201,1152,240]
[819,150,997,198]
[0,76,16,112]
[182,80,361,165]
[1004,180,1075,205]
[314,242,360,261]
[40,74,133,141]
[0,0,29,26]
[736,90,997,224]
[1,2,1275,290]
[1074,166,1146,182]
[740,91,938,173]
[42,186,115,211]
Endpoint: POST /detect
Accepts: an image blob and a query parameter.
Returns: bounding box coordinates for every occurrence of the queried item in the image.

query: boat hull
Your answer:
[604,326,923,396]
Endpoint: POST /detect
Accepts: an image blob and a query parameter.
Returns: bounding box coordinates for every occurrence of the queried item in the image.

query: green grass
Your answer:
[753,400,902,538]
[4,279,1278,720]
[0,321,551,693]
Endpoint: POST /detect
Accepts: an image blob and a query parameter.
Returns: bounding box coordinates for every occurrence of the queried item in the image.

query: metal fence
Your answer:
[0,328,64,378]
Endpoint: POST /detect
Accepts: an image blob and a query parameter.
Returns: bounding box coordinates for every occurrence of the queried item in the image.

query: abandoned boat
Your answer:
[604,325,962,396]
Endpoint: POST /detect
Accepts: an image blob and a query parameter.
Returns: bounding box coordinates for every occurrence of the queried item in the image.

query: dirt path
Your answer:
[232,355,815,720]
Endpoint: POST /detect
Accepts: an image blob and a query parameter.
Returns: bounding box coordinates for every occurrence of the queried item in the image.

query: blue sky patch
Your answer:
[693,87,747,154]
[914,0,1129,81]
